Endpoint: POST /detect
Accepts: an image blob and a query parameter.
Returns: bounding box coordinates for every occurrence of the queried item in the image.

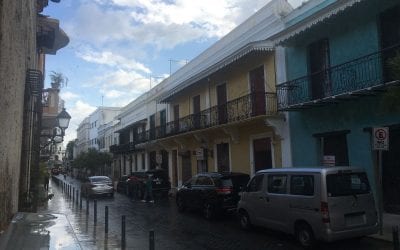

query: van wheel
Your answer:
[296,223,315,249]
[203,203,214,220]
[239,211,252,230]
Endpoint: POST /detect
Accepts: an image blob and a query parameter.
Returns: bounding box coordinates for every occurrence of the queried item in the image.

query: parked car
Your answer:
[237,167,378,248]
[81,176,114,198]
[116,175,130,194]
[126,169,171,199]
[51,167,60,175]
[176,172,250,219]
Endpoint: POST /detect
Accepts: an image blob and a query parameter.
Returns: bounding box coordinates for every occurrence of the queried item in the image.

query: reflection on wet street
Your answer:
[37,177,393,250]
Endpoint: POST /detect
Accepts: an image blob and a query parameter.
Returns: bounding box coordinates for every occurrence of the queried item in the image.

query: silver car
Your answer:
[81,176,114,198]
[237,167,378,248]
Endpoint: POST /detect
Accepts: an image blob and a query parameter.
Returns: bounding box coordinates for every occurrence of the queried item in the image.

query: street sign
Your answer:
[373,127,389,151]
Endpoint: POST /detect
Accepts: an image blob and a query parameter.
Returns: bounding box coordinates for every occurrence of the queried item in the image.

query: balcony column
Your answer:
[264,114,292,167]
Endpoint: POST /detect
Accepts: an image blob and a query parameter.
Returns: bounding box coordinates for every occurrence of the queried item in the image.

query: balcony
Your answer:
[277,44,400,111]
[133,92,277,145]
[110,142,135,154]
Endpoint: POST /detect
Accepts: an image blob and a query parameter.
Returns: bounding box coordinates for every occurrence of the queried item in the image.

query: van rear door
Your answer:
[325,171,377,231]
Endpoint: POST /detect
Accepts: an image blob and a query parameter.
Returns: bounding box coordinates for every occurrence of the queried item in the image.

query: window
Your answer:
[267,175,287,194]
[196,176,213,186]
[290,175,314,196]
[247,174,264,192]
[327,172,370,197]
[316,131,349,166]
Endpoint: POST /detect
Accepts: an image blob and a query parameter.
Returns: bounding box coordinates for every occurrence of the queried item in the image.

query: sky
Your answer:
[43,0,304,145]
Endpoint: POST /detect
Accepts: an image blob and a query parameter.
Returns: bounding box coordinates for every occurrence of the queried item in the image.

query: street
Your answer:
[39,176,393,250]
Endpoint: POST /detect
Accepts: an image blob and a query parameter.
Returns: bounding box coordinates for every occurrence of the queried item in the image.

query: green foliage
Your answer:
[73,148,112,175]
[49,71,68,89]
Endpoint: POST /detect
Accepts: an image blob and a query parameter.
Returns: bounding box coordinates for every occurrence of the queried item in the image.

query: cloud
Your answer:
[60,91,80,101]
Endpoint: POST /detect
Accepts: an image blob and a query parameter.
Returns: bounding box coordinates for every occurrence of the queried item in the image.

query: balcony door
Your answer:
[308,39,331,100]
[380,5,400,82]
[173,105,179,133]
[159,109,166,137]
[193,95,201,128]
[250,66,266,116]
[149,114,155,140]
[217,83,227,124]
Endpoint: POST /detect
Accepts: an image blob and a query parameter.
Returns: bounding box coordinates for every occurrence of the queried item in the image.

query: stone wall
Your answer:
[0,0,37,230]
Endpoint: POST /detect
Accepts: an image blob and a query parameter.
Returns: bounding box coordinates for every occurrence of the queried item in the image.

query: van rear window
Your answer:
[326,173,370,197]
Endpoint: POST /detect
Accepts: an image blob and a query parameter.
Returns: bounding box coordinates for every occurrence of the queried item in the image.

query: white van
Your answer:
[237,167,378,248]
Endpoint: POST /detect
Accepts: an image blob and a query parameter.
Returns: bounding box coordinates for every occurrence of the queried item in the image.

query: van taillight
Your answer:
[321,201,330,223]
[216,187,232,194]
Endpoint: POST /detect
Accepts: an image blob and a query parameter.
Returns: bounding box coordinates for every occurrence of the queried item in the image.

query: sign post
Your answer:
[373,127,389,235]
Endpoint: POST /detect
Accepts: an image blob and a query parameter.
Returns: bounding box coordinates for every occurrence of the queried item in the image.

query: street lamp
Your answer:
[56,108,71,136]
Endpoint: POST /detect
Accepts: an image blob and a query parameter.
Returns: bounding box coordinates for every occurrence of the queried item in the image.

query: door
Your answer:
[383,128,400,213]
[253,138,273,172]
[263,174,289,231]
[159,109,166,137]
[320,133,349,166]
[380,5,400,82]
[161,150,169,172]
[150,114,156,140]
[217,83,227,124]
[250,66,266,116]
[193,95,201,128]
[217,143,230,172]
[181,152,192,183]
[149,151,157,169]
[309,39,331,100]
[242,174,265,225]
[172,150,178,187]
[173,105,180,133]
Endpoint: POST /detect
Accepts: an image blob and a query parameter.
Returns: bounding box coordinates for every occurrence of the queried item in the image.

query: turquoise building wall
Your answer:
[283,0,400,191]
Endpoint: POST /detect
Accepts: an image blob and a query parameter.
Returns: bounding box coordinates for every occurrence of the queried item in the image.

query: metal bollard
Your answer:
[393,226,399,250]
[72,187,75,202]
[80,192,82,210]
[121,215,126,248]
[86,199,89,215]
[105,206,109,234]
[76,190,79,205]
[94,200,97,224]
[149,230,155,250]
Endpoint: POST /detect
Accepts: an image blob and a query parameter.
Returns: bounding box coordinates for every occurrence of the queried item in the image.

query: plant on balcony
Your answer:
[49,71,68,89]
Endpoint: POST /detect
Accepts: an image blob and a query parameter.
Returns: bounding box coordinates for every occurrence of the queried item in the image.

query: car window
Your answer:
[196,176,213,185]
[290,175,314,196]
[267,175,287,194]
[326,172,370,197]
[247,174,264,192]
[90,177,111,183]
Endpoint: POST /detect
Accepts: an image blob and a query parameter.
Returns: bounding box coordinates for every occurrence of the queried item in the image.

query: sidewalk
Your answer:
[370,213,400,242]
[0,176,121,250]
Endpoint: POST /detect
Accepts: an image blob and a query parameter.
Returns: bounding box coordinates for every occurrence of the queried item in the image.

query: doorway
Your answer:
[181,152,192,183]
[217,143,230,172]
[217,83,227,124]
[308,39,331,100]
[253,137,273,172]
[382,128,400,213]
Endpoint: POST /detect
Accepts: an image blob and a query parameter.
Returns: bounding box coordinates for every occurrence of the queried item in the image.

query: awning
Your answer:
[272,0,366,44]
[37,15,69,55]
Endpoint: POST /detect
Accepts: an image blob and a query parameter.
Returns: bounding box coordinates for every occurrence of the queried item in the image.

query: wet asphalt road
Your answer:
[41,176,393,250]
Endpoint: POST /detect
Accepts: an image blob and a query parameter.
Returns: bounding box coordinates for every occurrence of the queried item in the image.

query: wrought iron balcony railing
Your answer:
[277,44,400,110]
[130,92,277,145]
[109,142,135,154]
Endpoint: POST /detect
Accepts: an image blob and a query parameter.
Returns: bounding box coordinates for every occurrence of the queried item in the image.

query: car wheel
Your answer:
[239,210,252,230]
[203,203,214,220]
[296,223,315,249]
[176,197,185,212]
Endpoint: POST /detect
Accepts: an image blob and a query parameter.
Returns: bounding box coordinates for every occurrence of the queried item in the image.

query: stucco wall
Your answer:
[0,0,37,229]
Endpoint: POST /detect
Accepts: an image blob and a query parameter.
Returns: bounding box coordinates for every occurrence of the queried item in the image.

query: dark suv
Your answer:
[176,172,250,219]
[126,169,171,199]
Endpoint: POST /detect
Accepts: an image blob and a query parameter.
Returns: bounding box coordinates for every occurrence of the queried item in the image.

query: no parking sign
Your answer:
[373,127,389,151]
